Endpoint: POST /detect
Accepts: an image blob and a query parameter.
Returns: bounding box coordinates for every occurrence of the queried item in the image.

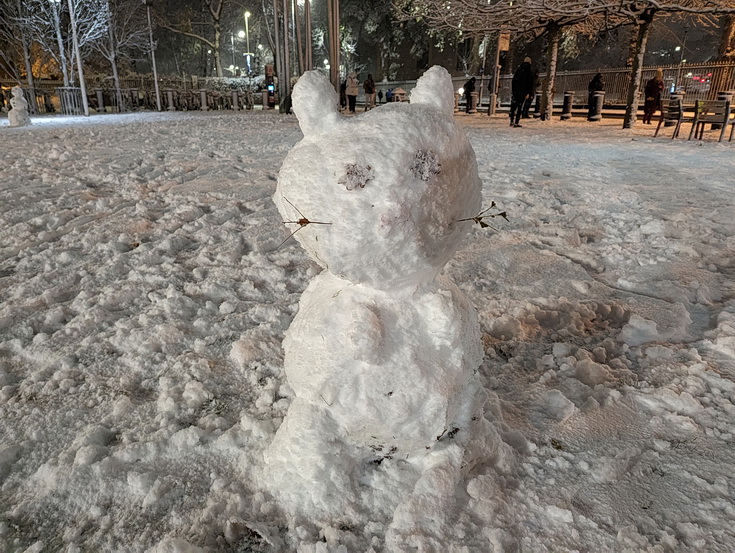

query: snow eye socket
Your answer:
[338,163,374,191]
[411,149,441,182]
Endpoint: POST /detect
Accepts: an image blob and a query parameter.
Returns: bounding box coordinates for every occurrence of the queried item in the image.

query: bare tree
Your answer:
[717,14,735,59]
[397,0,735,126]
[613,1,734,129]
[90,0,149,107]
[0,0,37,104]
[25,0,72,86]
[21,0,108,87]
[157,0,241,77]
[394,0,612,119]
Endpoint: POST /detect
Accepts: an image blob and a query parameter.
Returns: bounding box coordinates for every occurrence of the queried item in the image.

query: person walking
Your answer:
[346,71,360,113]
[363,74,376,110]
[339,79,347,111]
[642,68,664,124]
[587,72,604,121]
[463,77,476,113]
[510,57,535,127]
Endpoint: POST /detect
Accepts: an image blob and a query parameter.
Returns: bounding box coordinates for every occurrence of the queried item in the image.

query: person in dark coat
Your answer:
[587,72,604,121]
[642,68,664,124]
[510,57,535,127]
[521,64,539,119]
[463,77,476,113]
[363,74,376,110]
[339,80,347,111]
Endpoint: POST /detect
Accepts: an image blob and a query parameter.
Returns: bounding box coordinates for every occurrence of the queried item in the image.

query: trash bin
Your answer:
[664,92,683,126]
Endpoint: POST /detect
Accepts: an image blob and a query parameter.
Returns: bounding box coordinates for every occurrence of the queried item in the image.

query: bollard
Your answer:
[533,92,542,118]
[95,88,105,113]
[588,91,605,122]
[200,89,208,111]
[454,92,460,112]
[166,89,176,111]
[561,90,574,120]
[231,90,239,111]
[469,91,478,114]
[712,91,733,130]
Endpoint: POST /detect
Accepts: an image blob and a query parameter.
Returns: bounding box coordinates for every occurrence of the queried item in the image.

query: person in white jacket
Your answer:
[345,71,360,113]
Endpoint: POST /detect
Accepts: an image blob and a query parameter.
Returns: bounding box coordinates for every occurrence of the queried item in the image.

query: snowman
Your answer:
[8,86,32,127]
[263,66,512,538]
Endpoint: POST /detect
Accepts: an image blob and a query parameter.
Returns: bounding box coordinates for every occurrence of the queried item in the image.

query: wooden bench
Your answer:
[688,100,733,142]
[654,98,694,139]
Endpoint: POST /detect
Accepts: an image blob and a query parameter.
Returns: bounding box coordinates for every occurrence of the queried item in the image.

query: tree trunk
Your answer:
[626,26,637,68]
[17,0,37,113]
[273,0,283,92]
[304,0,312,71]
[327,0,340,92]
[214,22,223,77]
[22,39,36,113]
[52,3,70,87]
[294,0,304,75]
[280,0,292,112]
[105,0,124,111]
[717,15,735,60]
[622,9,655,129]
[540,21,560,121]
[67,0,89,116]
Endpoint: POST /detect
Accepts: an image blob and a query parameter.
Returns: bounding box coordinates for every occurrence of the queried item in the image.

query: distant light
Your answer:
[324,59,329,65]
[245,11,251,18]
[674,46,681,52]
[458,87,464,95]
[238,30,245,38]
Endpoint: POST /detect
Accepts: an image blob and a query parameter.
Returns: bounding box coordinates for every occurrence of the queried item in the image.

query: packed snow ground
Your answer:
[1,108,734,553]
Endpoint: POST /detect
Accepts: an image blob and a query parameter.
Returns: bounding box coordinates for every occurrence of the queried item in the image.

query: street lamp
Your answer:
[244,12,251,53]
[675,28,688,94]
[243,11,252,77]
[142,0,161,111]
[230,32,236,68]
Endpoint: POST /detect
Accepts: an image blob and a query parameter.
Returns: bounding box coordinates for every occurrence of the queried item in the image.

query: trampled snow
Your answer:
[1,101,734,553]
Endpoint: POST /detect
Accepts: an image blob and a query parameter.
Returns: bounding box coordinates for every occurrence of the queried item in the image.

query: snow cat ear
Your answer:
[409,65,455,118]
[292,70,340,136]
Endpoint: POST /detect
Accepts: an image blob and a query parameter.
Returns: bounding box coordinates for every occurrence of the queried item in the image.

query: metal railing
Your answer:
[56,87,85,115]
[3,62,733,117]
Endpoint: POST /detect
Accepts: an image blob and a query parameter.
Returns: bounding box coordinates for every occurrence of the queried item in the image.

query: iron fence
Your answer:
[359,63,735,109]
[3,62,734,118]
